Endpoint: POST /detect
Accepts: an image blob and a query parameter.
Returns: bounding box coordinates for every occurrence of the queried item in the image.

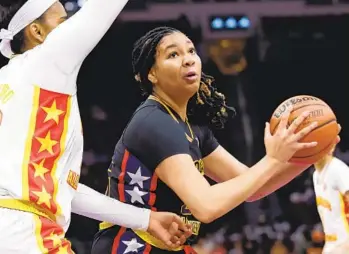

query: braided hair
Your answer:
[132,26,236,129]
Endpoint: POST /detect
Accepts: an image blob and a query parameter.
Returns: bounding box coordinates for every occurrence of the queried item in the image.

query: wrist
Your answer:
[265,155,284,166]
[138,208,151,231]
[264,155,287,172]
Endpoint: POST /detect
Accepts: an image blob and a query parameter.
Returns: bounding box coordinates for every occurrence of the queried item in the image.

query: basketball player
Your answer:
[313,145,349,253]
[0,1,191,253]
[91,27,329,254]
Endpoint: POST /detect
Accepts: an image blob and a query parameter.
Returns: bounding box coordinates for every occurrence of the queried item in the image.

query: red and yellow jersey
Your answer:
[0,48,83,232]
[313,157,349,253]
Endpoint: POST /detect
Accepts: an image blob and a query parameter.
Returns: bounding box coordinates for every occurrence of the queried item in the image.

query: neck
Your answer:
[314,155,333,171]
[152,90,188,121]
[21,40,38,55]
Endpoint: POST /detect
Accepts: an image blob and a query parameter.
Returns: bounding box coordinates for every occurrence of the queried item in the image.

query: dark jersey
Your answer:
[92,98,219,254]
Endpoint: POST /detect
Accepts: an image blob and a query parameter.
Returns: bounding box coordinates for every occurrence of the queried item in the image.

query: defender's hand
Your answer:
[147,211,192,249]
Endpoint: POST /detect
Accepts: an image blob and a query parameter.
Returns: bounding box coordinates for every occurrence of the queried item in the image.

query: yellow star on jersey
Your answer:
[32,186,52,208]
[56,245,69,254]
[32,159,49,180]
[42,100,64,124]
[46,231,62,248]
[36,131,58,154]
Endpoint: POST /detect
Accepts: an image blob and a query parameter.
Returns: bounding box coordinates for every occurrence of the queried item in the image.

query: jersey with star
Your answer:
[92,99,219,254]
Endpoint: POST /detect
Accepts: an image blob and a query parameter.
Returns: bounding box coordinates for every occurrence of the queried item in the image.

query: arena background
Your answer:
[2,0,349,253]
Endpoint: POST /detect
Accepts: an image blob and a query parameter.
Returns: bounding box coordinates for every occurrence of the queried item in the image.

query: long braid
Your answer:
[132,26,236,129]
[188,73,236,129]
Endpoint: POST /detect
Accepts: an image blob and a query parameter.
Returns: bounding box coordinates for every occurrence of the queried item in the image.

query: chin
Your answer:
[187,81,200,94]
[188,79,200,88]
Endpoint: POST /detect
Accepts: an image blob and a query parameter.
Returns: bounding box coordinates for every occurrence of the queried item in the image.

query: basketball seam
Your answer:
[301,118,337,133]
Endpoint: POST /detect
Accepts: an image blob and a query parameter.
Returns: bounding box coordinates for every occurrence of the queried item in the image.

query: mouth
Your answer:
[183,71,198,82]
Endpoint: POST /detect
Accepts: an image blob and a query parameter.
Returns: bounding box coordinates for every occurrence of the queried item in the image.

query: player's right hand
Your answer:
[147,211,192,249]
[264,106,318,163]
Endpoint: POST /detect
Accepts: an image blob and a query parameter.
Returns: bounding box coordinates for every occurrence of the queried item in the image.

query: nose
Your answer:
[183,54,195,67]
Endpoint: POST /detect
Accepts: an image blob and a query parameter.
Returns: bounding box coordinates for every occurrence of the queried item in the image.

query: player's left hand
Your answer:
[147,211,192,249]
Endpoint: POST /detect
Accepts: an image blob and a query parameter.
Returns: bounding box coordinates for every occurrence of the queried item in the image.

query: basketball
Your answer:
[270,95,338,164]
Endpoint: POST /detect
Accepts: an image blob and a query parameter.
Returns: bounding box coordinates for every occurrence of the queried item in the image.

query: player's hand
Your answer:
[147,211,192,249]
[264,107,318,163]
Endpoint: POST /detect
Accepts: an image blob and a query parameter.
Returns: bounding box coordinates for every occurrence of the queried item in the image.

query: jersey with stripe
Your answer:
[0,46,83,231]
[313,157,349,252]
[0,0,131,232]
[92,99,219,253]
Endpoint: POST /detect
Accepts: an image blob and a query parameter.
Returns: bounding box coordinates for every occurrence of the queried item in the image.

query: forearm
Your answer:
[200,156,283,221]
[246,163,310,202]
[43,0,129,72]
[71,184,150,231]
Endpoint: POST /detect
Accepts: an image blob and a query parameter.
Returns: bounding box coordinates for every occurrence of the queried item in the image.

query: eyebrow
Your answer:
[164,40,193,51]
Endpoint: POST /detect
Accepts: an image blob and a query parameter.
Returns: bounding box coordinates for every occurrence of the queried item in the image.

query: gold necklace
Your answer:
[149,95,194,140]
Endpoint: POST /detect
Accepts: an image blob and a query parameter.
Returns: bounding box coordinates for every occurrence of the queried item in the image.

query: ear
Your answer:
[147,68,158,84]
[26,21,46,44]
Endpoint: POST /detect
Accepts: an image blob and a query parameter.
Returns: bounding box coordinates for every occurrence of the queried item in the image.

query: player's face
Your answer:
[27,1,67,45]
[150,32,202,99]
[40,2,68,36]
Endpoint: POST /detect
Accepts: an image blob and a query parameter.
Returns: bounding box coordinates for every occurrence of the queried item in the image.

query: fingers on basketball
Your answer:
[293,122,318,142]
[287,111,310,134]
[270,96,338,164]
[277,106,292,133]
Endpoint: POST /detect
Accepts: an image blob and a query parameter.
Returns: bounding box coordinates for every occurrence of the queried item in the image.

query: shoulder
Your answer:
[123,101,188,149]
[122,100,191,170]
[125,101,185,137]
[6,48,75,95]
[191,124,210,139]
[329,157,348,174]
[321,157,347,187]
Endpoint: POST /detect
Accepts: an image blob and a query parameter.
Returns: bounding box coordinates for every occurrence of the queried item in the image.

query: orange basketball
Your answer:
[270,95,338,164]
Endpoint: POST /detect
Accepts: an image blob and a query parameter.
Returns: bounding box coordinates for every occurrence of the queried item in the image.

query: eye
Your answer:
[189,48,197,54]
[168,52,178,59]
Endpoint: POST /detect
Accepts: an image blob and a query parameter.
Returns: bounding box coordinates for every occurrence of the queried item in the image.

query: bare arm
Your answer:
[203,146,310,202]
[129,106,314,224]
[156,154,283,223]
[41,0,130,73]
[201,110,319,202]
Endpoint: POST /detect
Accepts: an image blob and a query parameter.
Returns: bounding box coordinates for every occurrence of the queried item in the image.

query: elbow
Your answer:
[192,211,216,224]
[190,204,223,224]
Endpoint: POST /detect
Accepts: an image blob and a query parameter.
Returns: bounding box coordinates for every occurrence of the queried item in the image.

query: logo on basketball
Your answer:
[273,96,320,118]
